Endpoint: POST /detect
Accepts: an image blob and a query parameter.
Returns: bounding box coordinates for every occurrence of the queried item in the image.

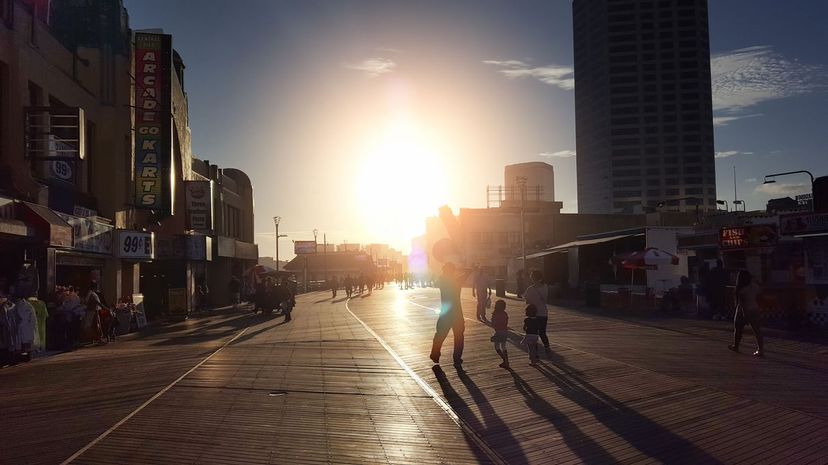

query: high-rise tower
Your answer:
[573,0,715,213]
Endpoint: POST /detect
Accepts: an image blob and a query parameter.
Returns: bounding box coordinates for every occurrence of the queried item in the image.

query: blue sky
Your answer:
[125,0,828,255]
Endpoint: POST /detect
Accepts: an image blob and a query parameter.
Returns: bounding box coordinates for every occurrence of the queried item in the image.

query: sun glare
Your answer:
[355,119,448,250]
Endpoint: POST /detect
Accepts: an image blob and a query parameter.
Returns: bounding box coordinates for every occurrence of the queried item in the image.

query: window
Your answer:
[614,190,642,198]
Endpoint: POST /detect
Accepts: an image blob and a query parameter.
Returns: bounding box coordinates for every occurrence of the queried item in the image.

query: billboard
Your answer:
[185,180,214,231]
[133,32,174,213]
[294,240,317,255]
[719,225,778,250]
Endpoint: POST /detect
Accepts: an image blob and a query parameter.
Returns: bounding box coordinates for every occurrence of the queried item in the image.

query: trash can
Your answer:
[495,279,506,297]
[584,280,601,307]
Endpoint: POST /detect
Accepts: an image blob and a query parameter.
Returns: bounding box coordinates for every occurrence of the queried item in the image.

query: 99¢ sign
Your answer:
[117,231,154,259]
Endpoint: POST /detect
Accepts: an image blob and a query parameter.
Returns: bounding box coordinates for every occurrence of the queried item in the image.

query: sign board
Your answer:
[780,213,828,236]
[116,230,154,259]
[133,32,174,213]
[168,287,188,317]
[184,181,214,231]
[56,213,113,255]
[185,235,212,261]
[719,225,778,250]
[294,240,317,255]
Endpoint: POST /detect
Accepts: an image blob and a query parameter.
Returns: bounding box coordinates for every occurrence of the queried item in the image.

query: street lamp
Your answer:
[515,176,527,270]
[716,200,729,212]
[273,216,287,270]
[733,199,746,212]
[763,170,815,212]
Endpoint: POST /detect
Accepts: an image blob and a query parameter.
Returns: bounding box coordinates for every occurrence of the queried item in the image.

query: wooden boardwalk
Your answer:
[1,288,826,464]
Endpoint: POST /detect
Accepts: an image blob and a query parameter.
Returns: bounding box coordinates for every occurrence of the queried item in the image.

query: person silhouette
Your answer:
[430,262,474,366]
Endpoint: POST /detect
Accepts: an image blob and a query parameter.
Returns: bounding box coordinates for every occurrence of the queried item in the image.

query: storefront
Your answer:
[719,223,806,326]
[138,233,209,319]
[54,212,114,300]
[780,212,828,327]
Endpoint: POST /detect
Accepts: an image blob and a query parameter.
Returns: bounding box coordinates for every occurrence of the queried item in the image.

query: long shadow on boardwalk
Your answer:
[509,370,618,464]
[534,356,722,465]
[433,366,528,464]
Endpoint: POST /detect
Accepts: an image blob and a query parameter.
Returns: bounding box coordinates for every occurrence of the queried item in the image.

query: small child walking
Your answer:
[522,304,540,365]
[490,299,509,369]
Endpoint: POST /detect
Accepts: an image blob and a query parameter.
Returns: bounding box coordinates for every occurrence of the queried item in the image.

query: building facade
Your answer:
[0,1,258,321]
[573,0,716,214]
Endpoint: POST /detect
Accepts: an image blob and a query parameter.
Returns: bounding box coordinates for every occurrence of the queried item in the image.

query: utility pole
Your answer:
[273,216,281,270]
[516,176,527,270]
[323,232,328,283]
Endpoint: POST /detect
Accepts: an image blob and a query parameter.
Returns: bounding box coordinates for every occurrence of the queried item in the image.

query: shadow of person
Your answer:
[534,358,722,464]
[330,297,349,304]
[432,366,529,464]
[509,370,618,464]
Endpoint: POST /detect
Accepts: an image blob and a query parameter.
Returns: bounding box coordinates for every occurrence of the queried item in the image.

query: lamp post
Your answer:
[312,229,318,288]
[273,216,287,270]
[763,170,815,212]
[516,176,527,275]
[733,199,745,212]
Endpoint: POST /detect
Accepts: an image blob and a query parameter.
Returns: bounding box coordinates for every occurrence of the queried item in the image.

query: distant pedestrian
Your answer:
[344,275,353,298]
[473,267,492,321]
[490,299,509,369]
[330,275,339,299]
[707,259,728,320]
[277,278,295,322]
[522,304,540,366]
[728,271,765,357]
[430,262,474,366]
[516,269,525,299]
[228,276,241,307]
[524,270,551,354]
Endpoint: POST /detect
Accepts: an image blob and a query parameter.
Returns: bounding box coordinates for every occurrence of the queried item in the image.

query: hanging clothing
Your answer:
[29,299,48,351]
[14,299,36,349]
[0,301,21,352]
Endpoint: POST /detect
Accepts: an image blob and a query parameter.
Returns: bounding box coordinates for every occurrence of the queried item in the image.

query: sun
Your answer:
[355,119,448,249]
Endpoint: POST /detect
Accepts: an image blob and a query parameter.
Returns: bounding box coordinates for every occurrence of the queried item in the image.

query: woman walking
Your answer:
[524,270,551,354]
[728,270,765,357]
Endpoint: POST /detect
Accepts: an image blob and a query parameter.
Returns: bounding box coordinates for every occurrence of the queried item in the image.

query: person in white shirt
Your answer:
[523,270,551,354]
[728,270,765,357]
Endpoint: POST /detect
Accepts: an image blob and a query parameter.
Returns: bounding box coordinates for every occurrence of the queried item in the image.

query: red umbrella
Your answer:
[621,247,679,269]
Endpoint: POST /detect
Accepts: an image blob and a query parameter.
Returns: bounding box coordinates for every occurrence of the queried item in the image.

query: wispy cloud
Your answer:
[713,114,763,127]
[539,150,576,158]
[712,45,827,124]
[344,57,396,77]
[715,150,753,159]
[745,178,758,183]
[484,59,574,90]
[755,182,809,196]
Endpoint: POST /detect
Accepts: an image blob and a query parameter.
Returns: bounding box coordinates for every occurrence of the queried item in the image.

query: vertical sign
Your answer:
[185,180,214,231]
[133,32,173,213]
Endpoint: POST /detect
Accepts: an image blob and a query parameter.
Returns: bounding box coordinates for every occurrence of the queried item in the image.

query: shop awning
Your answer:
[548,232,645,251]
[517,249,568,260]
[18,202,72,247]
[0,218,33,238]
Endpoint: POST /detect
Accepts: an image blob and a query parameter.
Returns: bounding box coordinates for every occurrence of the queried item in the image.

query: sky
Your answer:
[124,0,828,258]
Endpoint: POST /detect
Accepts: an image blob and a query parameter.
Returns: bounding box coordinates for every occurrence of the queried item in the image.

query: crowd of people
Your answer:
[328,272,387,298]
[428,261,767,369]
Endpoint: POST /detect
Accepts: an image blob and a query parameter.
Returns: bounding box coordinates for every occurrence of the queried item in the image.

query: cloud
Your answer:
[713,113,762,126]
[755,182,809,196]
[344,57,396,77]
[712,45,827,122]
[745,178,758,183]
[715,150,753,159]
[539,150,576,158]
[484,59,574,90]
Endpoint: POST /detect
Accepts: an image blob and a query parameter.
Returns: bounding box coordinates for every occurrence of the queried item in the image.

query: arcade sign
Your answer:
[133,32,174,213]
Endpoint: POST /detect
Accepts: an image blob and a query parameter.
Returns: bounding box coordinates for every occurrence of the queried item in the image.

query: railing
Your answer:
[24,106,85,161]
